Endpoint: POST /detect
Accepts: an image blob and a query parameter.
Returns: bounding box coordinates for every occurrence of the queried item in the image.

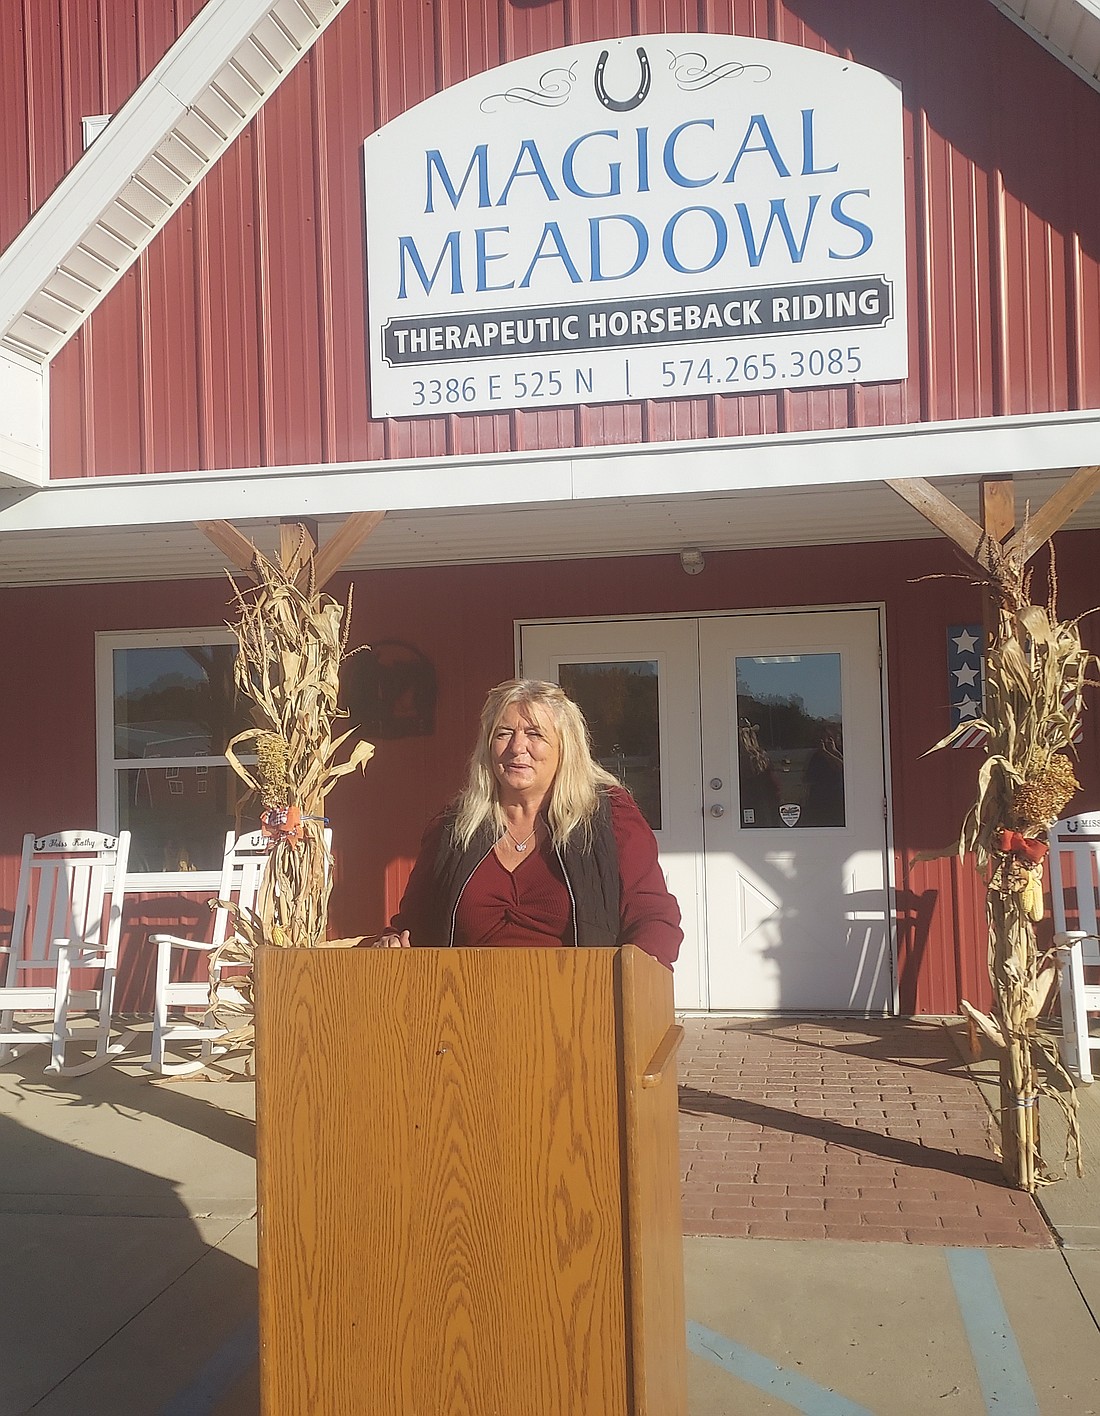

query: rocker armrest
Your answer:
[149,932,216,951]
[55,940,107,964]
[1053,931,1089,949]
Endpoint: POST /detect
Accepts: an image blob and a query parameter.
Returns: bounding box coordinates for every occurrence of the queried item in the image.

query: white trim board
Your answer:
[0,352,46,488]
[4,475,1097,588]
[95,626,238,889]
[4,406,1100,534]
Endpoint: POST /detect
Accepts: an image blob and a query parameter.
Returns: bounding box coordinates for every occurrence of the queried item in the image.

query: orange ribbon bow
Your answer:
[260,804,303,849]
[998,829,1048,864]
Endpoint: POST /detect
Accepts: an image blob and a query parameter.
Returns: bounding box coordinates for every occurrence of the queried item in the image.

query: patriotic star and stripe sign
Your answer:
[947,624,988,748]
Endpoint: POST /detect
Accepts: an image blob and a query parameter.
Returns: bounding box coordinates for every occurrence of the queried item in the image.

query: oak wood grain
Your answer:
[257,946,682,1416]
[619,947,688,1416]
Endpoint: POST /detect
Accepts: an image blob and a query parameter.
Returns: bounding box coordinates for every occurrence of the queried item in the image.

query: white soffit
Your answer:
[0,0,350,370]
[2,407,1100,534]
[989,0,1100,92]
[0,472,1095,588]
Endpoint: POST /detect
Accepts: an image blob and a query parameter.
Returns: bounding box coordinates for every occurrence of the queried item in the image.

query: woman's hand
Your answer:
[371,930,411,948]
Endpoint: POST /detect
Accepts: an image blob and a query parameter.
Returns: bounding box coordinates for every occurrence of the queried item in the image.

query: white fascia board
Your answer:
[0,0,334,339]
[0,352,46,487]
[2,407,1099,533]
[0,90,182,335]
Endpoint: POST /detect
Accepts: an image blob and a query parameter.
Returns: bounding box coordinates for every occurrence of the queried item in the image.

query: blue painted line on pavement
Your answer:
[687,1321,877,1416]
[945,1248,1039,1416]
[159,1279,1034,1416]
[158,1315,259,1416]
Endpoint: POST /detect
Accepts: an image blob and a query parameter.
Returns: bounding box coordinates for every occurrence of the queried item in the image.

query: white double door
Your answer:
[521,609,894,1013]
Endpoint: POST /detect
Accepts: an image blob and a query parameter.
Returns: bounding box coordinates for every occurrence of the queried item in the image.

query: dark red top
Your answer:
[391,787,682,968]
[453,845,571,948]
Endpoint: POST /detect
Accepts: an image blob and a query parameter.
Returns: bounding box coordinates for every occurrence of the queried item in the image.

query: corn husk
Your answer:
[926,541,1094,1189]
[198,546,375,1061]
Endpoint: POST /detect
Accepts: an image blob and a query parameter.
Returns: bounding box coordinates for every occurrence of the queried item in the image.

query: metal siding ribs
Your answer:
[993,0,1100,90]
[1,0,351,370]
[5,0,1095,476]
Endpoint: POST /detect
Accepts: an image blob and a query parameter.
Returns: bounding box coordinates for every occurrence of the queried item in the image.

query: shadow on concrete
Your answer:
[2,1051,255,1161]
[0,1109,256,1416]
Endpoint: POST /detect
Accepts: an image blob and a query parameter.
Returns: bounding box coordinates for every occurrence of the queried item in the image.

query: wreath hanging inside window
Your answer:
[344,640,438,740]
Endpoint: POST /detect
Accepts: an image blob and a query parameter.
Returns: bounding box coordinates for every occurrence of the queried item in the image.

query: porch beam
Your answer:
[980,476,1015,547]
[196,518,260,574]
[1007,464,1100,562]
[884,478,985,558]
[279,518,318,581]
[313,511,386,589]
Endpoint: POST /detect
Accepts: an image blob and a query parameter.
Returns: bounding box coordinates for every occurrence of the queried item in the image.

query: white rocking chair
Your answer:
[0,830,133,1075]
[145,829,270,1076]
[1049,811,1100,1085]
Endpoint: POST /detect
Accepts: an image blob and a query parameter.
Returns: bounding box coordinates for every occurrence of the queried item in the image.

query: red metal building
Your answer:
[1,0,1098,1016]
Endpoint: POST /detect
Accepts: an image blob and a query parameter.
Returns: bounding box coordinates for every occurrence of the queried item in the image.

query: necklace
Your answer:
[504,824,537,853]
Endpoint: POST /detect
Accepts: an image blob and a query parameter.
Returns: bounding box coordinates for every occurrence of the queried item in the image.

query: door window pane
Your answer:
[735,653,845,829]
[558,661,662,830]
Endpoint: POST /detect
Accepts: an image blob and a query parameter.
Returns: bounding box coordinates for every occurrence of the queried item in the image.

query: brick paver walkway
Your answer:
[678,1017,1052,1247]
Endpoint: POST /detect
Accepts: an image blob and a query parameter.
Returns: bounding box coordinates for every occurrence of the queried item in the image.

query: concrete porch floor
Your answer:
[1,1017,1098,1415]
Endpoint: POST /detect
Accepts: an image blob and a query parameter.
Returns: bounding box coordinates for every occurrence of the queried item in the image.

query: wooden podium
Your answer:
[255,944,686,1416]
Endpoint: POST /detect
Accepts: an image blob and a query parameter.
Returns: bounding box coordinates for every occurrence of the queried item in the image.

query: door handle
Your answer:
[710,803,725,817]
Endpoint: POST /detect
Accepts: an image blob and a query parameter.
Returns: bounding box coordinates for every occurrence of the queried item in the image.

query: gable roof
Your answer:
[0,0,351,489]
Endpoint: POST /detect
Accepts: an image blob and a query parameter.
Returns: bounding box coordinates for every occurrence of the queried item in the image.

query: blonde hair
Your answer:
[453,679,620,850]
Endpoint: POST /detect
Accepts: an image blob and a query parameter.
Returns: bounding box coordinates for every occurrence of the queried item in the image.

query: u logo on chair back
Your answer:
[0,830,132,1074]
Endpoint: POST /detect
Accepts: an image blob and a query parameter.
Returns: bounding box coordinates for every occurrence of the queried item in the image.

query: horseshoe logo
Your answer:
[594,47,651,112]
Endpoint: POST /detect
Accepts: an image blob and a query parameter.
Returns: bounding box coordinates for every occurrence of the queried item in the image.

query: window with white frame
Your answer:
[96,629,248,883]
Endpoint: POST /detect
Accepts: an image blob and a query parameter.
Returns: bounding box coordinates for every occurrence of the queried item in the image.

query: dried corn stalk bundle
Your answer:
[930,544,1094,1189]
[198,547,374,1059]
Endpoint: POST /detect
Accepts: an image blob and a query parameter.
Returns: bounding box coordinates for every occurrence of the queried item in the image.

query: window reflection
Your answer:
[111,642,245,872]
[558,661,662,830]
[735,654,845,829]
[117,766,238,873]
[113,645,243,757]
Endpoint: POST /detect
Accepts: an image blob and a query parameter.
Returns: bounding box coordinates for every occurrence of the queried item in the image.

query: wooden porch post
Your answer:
[887,466,1099,1188]
[979,477,1025,1180]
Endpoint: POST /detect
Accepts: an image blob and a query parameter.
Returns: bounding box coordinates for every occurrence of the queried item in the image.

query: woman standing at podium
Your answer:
[375,679,681,967]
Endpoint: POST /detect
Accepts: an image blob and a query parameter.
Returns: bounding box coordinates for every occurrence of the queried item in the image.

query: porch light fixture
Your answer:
[679,547,706,575]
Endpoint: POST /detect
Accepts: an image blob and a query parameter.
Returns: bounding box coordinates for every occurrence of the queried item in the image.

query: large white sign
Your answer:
[364,36,907,419]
